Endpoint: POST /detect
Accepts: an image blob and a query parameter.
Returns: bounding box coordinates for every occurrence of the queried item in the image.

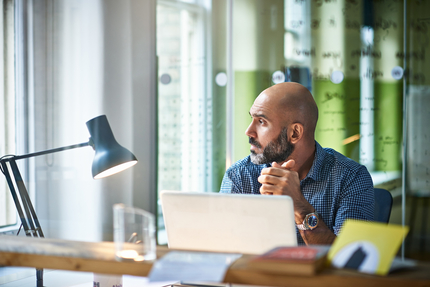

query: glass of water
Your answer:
[113,203,156,261]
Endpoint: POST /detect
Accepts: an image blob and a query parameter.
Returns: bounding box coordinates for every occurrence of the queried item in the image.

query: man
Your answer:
[220,82,374,245]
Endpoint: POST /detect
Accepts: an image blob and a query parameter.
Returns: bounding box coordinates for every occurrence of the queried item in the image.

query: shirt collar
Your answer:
[302,141,325,182]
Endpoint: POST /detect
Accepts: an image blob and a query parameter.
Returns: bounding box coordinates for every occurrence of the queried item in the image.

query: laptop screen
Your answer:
[161,191,297,254]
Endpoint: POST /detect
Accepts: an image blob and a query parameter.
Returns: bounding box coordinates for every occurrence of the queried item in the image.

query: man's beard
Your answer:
[249,127,295,165]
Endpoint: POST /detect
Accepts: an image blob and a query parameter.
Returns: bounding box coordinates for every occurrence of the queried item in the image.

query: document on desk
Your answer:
[148,251,241,283]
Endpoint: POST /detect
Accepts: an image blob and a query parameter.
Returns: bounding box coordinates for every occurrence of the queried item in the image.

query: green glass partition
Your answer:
[157,0,430,258]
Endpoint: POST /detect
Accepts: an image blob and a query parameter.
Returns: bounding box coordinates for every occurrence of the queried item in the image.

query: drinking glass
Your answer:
[113,203,156,261]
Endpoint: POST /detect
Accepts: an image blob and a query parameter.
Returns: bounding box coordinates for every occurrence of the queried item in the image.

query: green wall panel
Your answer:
[314,79,360,161]
[374,81,403,171]
[233,71,272,162]
[212,78,227,193]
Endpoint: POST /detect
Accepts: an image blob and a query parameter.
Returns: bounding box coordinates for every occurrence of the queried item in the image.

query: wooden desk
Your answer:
[224,255,430,287]
[1,235,429,287]
[0,235,162,277]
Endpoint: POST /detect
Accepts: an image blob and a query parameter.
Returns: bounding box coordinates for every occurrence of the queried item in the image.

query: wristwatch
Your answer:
[296,211,319,231]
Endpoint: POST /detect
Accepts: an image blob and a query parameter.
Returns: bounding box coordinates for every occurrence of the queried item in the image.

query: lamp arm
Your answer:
[13,141,90,161]
[0,141,90,235]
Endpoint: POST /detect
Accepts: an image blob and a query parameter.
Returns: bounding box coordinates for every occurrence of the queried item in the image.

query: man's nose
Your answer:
[245,121,255,138]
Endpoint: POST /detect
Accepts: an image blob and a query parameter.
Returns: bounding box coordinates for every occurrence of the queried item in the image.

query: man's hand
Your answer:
[258,160,314,224]
[258,160,336,245]
[258,160,312,211]
[258,160,299,196]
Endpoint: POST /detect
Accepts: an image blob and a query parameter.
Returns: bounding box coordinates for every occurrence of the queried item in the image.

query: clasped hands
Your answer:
[258,160,313,222]
[258,160,299,196]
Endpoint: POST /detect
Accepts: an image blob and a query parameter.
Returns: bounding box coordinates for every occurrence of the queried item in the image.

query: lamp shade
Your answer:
[86,115,138,179]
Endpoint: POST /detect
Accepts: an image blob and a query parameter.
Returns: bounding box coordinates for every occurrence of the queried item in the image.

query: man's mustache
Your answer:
[249,137,262,149]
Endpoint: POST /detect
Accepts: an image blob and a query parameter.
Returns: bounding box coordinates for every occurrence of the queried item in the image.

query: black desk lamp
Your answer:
[0,115,138,286]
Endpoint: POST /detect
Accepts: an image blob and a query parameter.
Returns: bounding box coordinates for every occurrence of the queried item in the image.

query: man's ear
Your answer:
[289,123,304,144]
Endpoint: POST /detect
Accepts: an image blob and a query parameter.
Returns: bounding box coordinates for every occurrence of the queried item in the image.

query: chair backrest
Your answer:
[374,188,393,223]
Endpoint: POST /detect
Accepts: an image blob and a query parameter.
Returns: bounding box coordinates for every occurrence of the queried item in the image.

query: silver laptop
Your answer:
[160,191,297,254]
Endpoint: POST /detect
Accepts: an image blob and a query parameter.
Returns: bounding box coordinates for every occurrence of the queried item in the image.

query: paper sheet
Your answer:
[148,251,241,283]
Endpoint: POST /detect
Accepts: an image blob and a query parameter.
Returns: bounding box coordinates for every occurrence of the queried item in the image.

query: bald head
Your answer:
[256,82,318,138]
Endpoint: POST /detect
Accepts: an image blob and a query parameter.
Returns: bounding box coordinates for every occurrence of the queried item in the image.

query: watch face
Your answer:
[306,214,318,228]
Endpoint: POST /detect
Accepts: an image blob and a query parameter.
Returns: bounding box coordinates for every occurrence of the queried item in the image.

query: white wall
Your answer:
[30,0,156,242]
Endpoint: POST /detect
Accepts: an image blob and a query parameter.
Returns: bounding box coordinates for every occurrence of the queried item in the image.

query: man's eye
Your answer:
[259,119,264,124]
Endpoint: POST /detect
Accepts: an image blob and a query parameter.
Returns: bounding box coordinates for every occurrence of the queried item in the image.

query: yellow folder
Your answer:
[327,219,409,275]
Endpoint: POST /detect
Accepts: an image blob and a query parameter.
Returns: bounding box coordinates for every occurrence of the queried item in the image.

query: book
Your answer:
[247,245,330,276]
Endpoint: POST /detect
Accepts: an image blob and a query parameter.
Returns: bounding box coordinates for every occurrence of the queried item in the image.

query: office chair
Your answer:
[374,188,393,223]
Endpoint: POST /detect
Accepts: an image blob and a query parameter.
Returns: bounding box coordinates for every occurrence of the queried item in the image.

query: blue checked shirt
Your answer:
[220,141,375,245]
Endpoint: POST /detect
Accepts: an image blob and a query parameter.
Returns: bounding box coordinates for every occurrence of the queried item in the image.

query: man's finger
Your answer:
[260,185,274,195]
[258,174,281,185]
[272,160,295,170]
[260,167,290,177]
[272,162,282,168]
[282,159,295,169]
[260,184,283,195]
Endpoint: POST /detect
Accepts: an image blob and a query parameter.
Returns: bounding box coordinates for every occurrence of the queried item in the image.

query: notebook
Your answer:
[160,191,298,254]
